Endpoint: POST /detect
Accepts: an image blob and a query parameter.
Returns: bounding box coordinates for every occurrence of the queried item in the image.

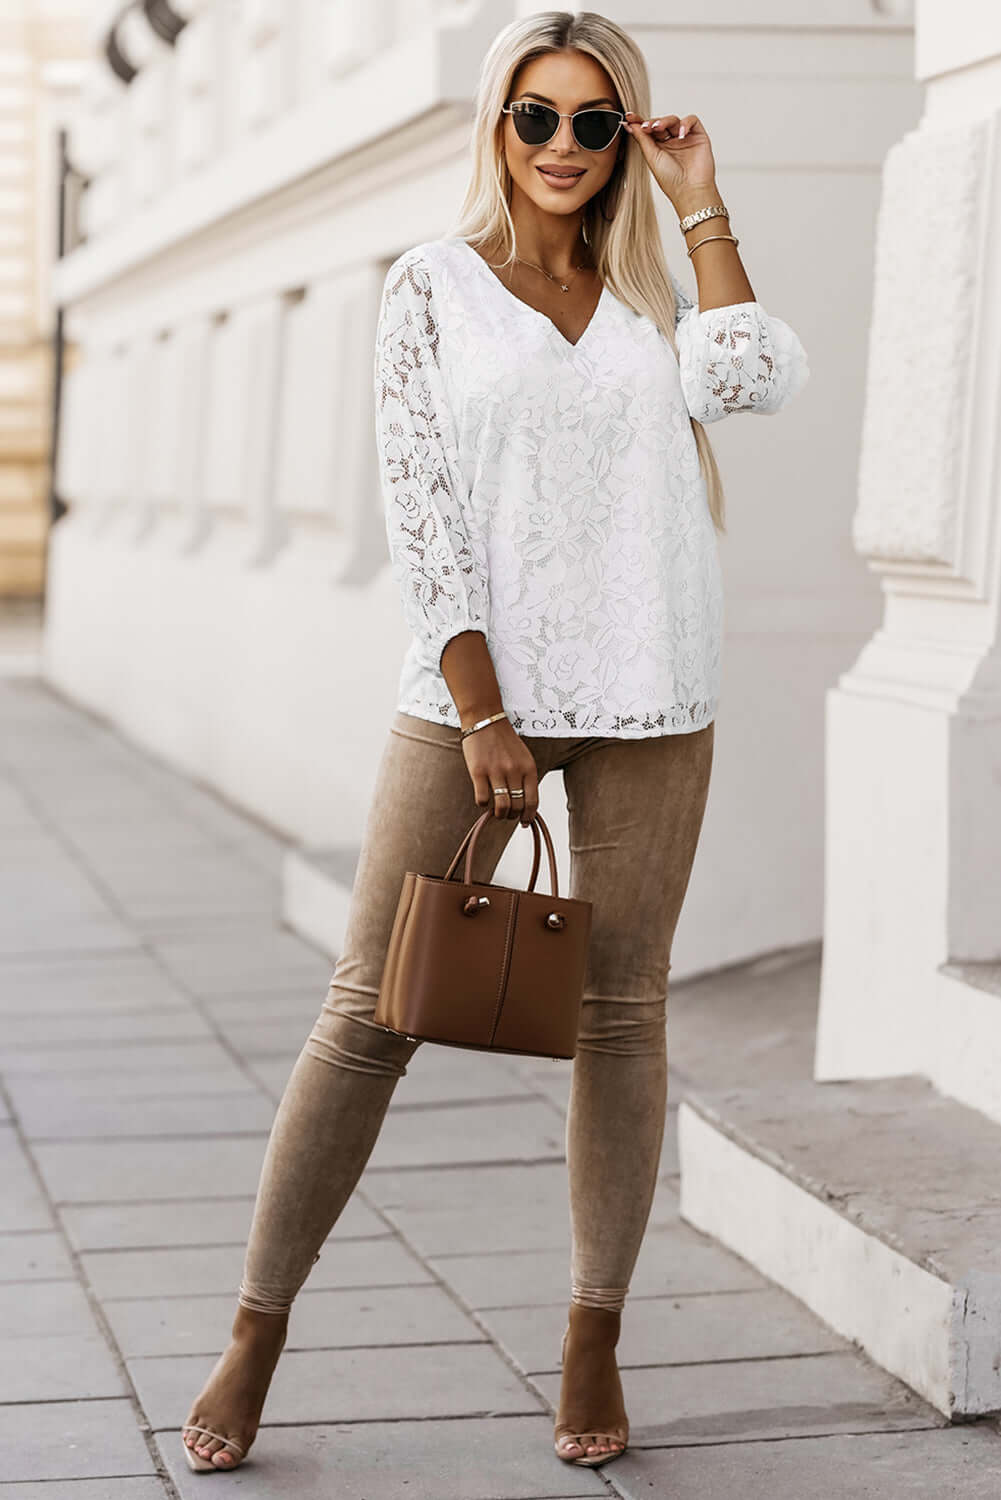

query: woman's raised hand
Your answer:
[623,110,717,206]
[461,718,540,827]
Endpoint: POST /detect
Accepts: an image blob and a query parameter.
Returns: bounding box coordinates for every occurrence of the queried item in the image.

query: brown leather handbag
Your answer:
[374,809,592,1059]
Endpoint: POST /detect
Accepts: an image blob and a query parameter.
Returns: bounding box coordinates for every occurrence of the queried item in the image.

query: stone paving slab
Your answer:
[0,1229,74,1280]
[0,1398,156,1481]
[606,1424,1001,1499]
[134,1343,544,1428]
[6,1067,258,1105]
[0,952,192,1014]
[105,1282,485,1358]
[0,1331,127,1402]
[0,1278,103,1337]
[33,1134,273,1201]
[203,988,325,1018]
[392,1049,540,1106]
[367,1098,566,1170]
[0,831,136,956]
[0,781,36,833]
[13,1087,275,1141]
[1,1482,167,1500]
[148,928,332,996]
[60,1190,386,1251]
[5,679,1000,1497]
[245,1054,303,1095]
[215,1016,326,1055]
[481,1287,849,1373]
[155,1416,605,1499]
[0,1038,243,1077]
[120,888,288,936]
[0,1010,212,1051]
[1,915,136,958]
[427,1223,766,1310]
[367,1161,679,1256]
[531,1350,942,1447]
[82,1235,433,1299]
[0,1125,52,1230]
[99,873,283,926]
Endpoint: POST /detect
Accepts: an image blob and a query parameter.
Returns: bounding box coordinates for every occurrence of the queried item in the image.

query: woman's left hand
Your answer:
[623,111,717,206]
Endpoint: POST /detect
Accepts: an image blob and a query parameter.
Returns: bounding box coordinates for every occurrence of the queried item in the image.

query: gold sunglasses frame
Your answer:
[501,100,627,153]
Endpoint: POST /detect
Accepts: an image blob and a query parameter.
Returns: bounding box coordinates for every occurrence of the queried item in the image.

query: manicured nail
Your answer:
[679,124,686,137]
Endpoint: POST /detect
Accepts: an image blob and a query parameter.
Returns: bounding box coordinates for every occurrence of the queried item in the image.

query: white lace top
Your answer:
[374,235,809,737]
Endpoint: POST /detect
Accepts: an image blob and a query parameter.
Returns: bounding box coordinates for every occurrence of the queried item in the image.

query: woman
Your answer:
[181,8,808,1476]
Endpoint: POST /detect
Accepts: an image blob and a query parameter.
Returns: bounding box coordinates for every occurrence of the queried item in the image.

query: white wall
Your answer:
[44,1,921,979]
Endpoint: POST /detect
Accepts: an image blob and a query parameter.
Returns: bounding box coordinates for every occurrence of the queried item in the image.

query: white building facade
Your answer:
[45,1,919,981]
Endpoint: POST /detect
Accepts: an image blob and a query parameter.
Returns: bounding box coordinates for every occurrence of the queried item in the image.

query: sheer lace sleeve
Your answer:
[669,269,810,424]
[374,250,490,674]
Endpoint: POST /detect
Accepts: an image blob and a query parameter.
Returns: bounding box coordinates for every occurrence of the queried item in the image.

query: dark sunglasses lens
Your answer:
[510,102,558,144]
[575,110,620,150]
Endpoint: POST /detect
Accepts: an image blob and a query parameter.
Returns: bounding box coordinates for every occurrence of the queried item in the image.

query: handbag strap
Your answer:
[443,809,560,898]
[443,814,540,889]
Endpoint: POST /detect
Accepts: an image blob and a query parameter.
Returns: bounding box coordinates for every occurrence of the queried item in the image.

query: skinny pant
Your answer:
[238,709,714,1316]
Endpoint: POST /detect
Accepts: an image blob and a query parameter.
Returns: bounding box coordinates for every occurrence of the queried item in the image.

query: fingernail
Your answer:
[679,125,686,137]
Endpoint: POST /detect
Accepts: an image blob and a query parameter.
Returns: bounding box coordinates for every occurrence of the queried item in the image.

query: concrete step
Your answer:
[282,843,362,957]
[677,1073,1001,1421]
[928,961,1001,1124]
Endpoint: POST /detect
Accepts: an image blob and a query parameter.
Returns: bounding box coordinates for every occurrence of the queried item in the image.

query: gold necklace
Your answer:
[512,254,590,293]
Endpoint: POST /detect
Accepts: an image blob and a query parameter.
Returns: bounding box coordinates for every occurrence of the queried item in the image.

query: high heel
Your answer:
[553,1304,629,1468]
[181,1426,247,1473]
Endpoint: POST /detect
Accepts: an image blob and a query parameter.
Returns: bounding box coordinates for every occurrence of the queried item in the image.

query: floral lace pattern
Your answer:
[374,237,809,737]
[373,255,491,676]
[670,271,812,423]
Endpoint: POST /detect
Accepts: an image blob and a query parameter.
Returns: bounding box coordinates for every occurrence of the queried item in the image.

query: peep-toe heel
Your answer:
[181,1426,247,1473]
[552,1304,629,1468]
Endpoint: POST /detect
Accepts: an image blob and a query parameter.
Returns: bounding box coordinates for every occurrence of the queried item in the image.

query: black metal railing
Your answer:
[47,128,87,533]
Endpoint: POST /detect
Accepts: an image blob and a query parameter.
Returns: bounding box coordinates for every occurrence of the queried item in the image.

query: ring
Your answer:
[510,790,525,797]
[492,787,509,795]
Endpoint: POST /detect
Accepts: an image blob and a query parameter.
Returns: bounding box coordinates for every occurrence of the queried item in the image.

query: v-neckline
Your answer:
[453,237,608,352]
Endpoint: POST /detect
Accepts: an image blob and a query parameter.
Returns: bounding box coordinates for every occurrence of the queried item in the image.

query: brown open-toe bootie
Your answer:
[553,1302,629,1468]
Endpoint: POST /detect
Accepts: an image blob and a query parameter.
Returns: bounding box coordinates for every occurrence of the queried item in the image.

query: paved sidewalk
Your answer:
[3,671,1001,1498]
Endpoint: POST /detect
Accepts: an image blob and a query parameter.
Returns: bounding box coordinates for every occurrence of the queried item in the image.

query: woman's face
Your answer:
[502,49,625,221]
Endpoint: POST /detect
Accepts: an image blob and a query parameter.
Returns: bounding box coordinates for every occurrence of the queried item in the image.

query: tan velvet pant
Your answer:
[238,709,714,1316]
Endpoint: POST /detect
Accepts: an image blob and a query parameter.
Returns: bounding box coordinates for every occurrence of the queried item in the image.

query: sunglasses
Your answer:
[502,99,626,153]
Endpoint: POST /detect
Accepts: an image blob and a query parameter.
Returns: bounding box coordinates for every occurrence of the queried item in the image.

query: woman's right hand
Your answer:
[461,718,539,826]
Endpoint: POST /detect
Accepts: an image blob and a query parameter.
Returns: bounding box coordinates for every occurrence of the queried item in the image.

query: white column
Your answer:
[815,8,1001,1082]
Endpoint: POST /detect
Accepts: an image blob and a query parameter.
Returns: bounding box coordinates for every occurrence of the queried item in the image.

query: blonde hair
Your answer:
[444,9,727,535]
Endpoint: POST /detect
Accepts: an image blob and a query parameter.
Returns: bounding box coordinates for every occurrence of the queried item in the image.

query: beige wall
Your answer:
[0,1,86,599]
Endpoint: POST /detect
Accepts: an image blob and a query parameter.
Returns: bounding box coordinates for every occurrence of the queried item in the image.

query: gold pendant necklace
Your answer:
[513,256,588,293]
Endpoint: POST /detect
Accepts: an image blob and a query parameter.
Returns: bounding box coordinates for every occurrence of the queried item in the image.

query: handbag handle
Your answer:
[442,813,542,890]
[443,809,560,898]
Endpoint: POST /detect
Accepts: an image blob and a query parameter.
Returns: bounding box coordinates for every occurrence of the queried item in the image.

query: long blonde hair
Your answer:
[445,9,726,535]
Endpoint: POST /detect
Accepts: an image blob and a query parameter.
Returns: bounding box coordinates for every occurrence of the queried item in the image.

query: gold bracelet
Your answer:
[678,203,729,234]
[687,233,739,257]
[460,710,508,739]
